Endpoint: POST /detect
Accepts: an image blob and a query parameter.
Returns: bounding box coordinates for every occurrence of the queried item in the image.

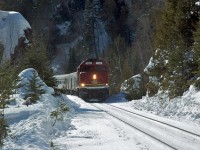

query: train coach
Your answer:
[54,58,109,101]
[54,72,77,95]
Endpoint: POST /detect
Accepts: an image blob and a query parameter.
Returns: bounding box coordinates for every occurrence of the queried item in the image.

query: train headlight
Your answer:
[93,74,97,80]
[81,83,85,87]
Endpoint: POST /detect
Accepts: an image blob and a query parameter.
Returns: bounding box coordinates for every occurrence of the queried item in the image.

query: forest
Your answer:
[0,0,162,94]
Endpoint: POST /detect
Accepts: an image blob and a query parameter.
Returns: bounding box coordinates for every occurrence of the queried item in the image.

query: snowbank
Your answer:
[0,11,31,61]
[4,94,79,150]
[119,86,200,125]
[2,68,200,149]
[121,74,146,100]
[3,68,80,149]
[16,68,54,98]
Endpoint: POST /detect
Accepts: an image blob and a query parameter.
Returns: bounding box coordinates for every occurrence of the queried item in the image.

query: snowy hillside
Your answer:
[0,11,30,62]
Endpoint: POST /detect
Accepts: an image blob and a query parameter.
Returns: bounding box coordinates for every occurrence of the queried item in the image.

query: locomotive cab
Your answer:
[77,58,109,101]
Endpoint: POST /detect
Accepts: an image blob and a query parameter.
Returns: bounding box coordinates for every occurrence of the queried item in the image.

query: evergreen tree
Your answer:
[148,0,199,98]
[105,35,129,94]
[67,47,77,73]
[193,22,200,88]
[0,62,17,104]
[50,102,69,127]
[0,1,5,9]
[20,34,56,87]
[0,116,6,146]
[103,0,115,19]
[83,0,104,58]
[0,44,3,61]
[162,1,189,98]
[26,71,45,103]
[121,55,132,82]
[0,62,18,146]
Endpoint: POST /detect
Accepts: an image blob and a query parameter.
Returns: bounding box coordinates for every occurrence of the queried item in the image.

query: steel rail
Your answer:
[106,104,200,138]
[90,103,177,150]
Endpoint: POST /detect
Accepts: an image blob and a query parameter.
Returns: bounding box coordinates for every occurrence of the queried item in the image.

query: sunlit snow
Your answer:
[2,69,200,149]
[0,11,30,62]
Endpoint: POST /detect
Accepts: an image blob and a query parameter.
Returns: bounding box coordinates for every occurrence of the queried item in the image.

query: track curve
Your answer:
[90,103,200,150]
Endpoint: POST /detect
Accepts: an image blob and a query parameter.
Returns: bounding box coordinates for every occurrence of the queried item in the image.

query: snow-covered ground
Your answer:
[1,69,200,149]
[121,86,200,126]
[2,91,200,149]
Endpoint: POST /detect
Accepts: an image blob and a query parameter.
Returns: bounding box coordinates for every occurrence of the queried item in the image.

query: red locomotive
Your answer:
[77,58,109,101]
[54,58,109,101]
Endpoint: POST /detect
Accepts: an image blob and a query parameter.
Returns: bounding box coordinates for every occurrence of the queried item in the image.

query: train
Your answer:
[54,58,109,101]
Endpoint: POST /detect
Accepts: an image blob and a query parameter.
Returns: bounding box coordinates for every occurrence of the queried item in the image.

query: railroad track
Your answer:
[90,103,200,150]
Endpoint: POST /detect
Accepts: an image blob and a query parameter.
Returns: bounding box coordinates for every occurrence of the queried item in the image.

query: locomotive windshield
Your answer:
[80,66,107,72]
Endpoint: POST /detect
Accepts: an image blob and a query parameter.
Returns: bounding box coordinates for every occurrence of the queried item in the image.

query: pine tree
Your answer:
[67,47,77,73]
[0,62,17,104]
[121,56,132,82]
[147,0,177,90]
[0,113,6,146]
[0,1,5,9]
[0,62,17,146]
[0,44,4,62]
[83,0,104,58]
[167,0,198,98]
[103,0,115,19]
[50,102,69,127]
[148,0,199,98]
[26,71,45,103]
[193,22,200,88]
[20,34,56,87]
[161,1,189,98]
[105,35,129,94]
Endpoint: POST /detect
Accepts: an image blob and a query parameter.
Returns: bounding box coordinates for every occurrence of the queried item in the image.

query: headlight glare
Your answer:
[93,74,97,80]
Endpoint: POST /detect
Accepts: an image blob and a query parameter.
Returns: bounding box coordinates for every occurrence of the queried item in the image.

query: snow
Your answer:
[1,69,200,149]
[144,57,155,74]
[196,1,200,6]
[4,94,77,150]
[17,68,54,98]
[121,74,142,92]
[94,20,110,54]
[118,86,200,126]
[0,11,31,62]
[57,21,71,36]
[52,37,82,74]
[1,4,200,150]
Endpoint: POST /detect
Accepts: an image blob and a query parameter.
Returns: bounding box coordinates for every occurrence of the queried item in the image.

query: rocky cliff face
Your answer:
[0,0,163,75]
[0,11,31,63]
[49,0,163,74]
